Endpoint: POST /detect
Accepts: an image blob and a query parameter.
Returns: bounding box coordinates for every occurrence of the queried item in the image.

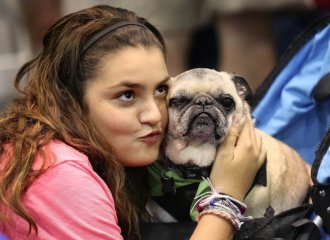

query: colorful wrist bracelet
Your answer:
[197,209,240,229]
[191,177,253,230]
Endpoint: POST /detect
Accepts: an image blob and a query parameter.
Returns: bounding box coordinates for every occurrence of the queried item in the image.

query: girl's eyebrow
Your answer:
[158,75,171,85]
[109,75,171,90]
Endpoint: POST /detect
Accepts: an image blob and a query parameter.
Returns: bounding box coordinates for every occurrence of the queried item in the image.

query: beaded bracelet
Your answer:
[197,209,240,229]
[197,193,247,214]
[191,177,252,230]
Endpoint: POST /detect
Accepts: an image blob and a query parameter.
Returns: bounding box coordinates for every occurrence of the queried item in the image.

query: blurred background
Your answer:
[0,0,329,110]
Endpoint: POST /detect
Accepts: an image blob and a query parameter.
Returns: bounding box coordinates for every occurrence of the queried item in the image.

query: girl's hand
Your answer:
[210,115,266,201]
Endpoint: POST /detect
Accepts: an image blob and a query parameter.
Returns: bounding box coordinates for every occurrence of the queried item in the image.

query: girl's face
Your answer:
[84,46,170,167]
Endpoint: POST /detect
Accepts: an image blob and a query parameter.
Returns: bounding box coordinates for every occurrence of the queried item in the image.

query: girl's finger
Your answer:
[247,115,256,143]
[224,116,240,146]
[236,115,250,147]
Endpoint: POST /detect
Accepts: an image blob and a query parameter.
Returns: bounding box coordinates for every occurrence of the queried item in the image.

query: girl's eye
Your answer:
[155,84,169,96]
[117,91,134,102]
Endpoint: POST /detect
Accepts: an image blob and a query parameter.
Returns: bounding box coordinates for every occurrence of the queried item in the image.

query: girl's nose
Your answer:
[139,98,162,125]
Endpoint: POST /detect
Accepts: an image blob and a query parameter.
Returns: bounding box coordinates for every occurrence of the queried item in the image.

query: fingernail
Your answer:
[232,116,240,126]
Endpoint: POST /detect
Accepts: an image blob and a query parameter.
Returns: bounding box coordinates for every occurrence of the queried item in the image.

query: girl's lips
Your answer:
[140,131,162,144]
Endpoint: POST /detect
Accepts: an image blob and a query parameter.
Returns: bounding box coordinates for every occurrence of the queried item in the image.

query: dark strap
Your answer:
[311,126,330,235]
[154,183,200,221]
[234,204,316,240]
[312,72,330,102]
[163,157,211,179]
[140,221,197,240]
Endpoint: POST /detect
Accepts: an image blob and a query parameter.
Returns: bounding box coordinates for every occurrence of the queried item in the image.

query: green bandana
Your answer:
[147,161,211,220]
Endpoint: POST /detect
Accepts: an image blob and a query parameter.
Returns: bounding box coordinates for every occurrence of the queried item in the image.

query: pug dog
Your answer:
[149,68,311,221]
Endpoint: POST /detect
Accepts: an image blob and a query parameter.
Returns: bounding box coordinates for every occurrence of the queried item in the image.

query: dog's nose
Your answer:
[194,95,213,106]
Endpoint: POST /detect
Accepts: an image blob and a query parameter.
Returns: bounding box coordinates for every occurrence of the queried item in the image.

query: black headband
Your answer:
[80,21,146,55]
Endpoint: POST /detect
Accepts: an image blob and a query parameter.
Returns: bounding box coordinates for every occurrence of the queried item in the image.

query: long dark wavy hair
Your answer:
[0,5,166,239]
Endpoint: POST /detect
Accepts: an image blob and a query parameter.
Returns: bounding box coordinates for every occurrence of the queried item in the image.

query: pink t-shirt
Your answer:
[0,141,123,240]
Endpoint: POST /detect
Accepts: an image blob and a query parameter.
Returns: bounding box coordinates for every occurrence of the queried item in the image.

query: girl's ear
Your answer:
[232,75,253,102]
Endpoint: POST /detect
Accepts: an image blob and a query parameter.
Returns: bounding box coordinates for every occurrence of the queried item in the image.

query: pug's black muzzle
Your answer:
[183,106,225,141]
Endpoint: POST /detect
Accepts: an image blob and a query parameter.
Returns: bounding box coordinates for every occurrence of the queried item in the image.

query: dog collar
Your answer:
[163,157,212,179]
[147,161,201,196]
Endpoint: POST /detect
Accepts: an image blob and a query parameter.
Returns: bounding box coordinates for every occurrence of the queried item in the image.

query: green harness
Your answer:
[147,161,211,220]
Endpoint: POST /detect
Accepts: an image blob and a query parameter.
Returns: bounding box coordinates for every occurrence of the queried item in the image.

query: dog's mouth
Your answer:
[185,112,223,141]
[191,113,215,130]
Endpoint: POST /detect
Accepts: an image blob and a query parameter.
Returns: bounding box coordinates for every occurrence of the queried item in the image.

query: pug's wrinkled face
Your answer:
[165,68,252,166]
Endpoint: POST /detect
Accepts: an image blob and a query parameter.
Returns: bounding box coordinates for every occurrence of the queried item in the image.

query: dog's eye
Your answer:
[218,96,235,110]
[169,97,190,108]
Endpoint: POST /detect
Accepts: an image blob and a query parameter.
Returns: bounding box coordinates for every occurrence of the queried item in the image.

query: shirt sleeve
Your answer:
[24,159,124,240]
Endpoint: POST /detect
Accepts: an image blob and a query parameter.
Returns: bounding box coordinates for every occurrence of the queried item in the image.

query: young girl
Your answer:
[0,5,265,240]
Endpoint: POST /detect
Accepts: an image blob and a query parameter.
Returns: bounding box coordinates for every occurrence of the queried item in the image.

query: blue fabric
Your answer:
[0,234,7,240]
[322,231,330,240]
[252,23,330,239]
[252,24,330,165]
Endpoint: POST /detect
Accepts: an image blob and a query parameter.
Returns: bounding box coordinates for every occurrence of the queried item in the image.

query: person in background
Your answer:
[2,0,328,110]
[0,5,265,239]
[59,0,327,91]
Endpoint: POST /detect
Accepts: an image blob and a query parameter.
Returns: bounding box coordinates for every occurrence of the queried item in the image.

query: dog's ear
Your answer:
[232,75,253,102]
